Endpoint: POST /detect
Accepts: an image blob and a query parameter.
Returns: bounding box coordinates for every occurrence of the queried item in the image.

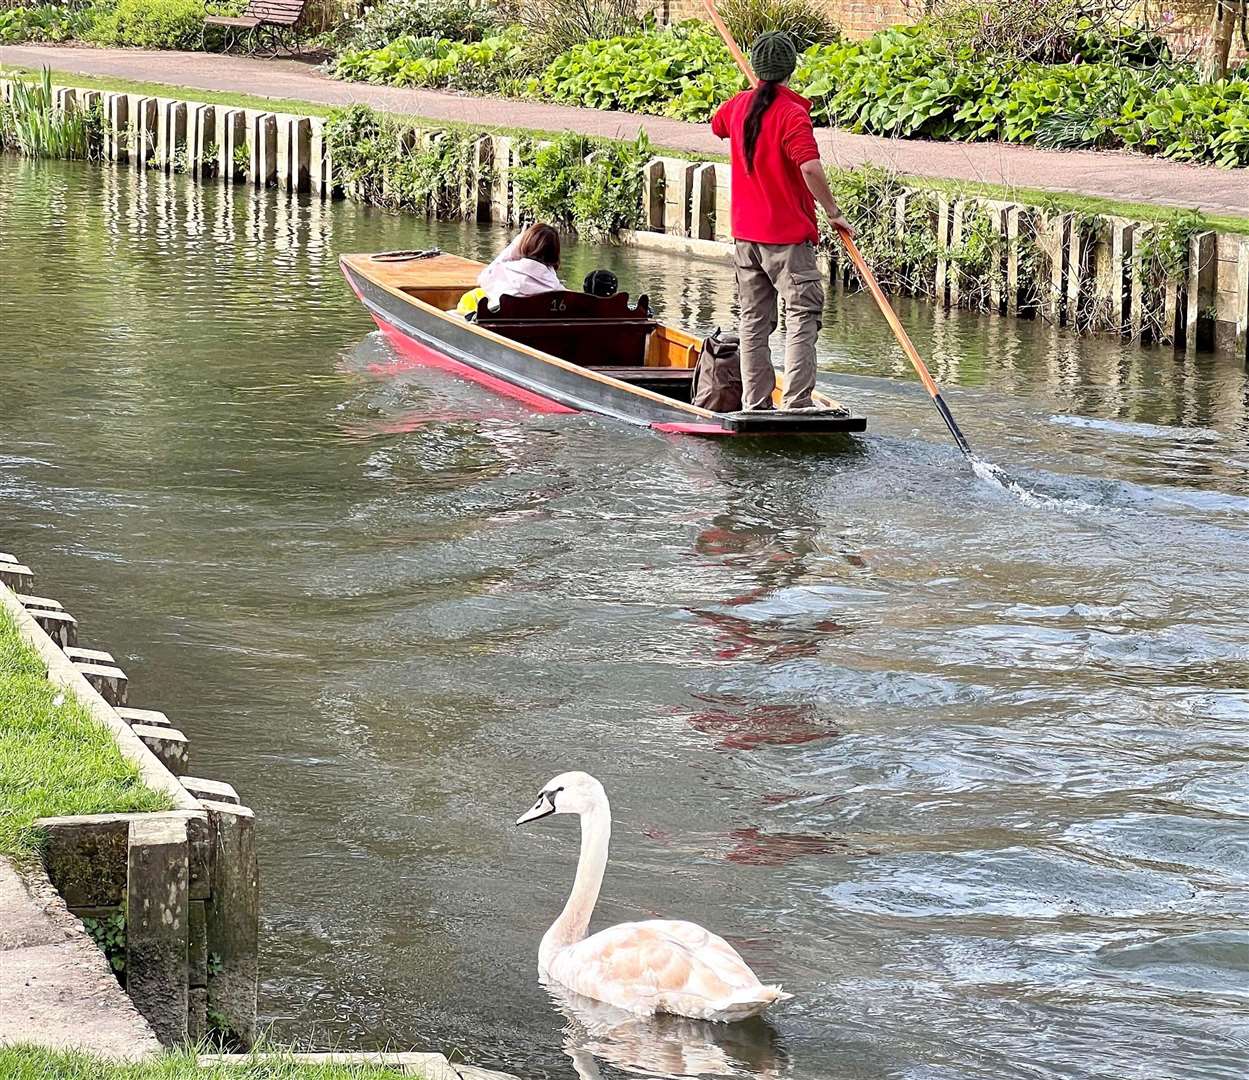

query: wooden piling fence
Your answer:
[2,75,1246,358]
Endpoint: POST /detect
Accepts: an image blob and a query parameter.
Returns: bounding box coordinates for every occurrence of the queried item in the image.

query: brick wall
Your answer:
[654,1,1244,57]
[1144,0,1249,64]
[653,0,914,39]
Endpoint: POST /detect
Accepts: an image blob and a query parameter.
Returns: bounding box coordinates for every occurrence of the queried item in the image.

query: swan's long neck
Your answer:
[540,800,610,973]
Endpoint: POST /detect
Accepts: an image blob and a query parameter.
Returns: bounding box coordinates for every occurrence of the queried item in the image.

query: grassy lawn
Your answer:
[0,608,172,861]
[3,64,1246,236]
[0,1046,430,1079]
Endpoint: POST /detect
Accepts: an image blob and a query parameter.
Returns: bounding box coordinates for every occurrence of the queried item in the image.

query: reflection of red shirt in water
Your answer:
[711,85,822,246]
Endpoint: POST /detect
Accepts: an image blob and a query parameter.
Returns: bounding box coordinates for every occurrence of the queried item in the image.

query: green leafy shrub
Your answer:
[333,25,536,93]
[0,3,89,44]
[324,103,482,216]
[797,27,1000,139]
[794,24,1248,165]
[980,62,1159,146]
[825,165,939,297]
[335,0,501,52]
[324,105,649,237]
[323,103,394,205]
[718,0,841,51]
[89,0,207,50]
[509,0,641,65]
[1138,78,1249,168]
[538,22,744,121]
[333,9,1245,167]
[513,131,650,239]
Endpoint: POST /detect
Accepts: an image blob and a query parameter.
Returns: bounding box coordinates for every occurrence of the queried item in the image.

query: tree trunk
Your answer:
[1201,2,1239,84]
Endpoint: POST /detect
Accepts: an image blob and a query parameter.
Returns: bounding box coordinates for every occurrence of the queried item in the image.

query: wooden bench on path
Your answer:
[204,0,305,56]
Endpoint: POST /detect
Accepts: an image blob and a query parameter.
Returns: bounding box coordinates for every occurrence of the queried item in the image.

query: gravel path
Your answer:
[2,44,1246,218]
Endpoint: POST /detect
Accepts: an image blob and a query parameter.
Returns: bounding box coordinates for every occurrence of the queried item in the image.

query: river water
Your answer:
[2,156,1247,1080]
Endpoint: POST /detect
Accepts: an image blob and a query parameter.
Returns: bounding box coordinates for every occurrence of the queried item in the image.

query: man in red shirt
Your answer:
[711,32,854,411]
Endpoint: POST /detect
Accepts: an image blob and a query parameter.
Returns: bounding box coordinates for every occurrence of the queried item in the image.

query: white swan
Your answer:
[516,771,790,1022]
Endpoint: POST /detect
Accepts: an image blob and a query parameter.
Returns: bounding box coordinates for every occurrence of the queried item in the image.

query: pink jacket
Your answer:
[477,235,562,306]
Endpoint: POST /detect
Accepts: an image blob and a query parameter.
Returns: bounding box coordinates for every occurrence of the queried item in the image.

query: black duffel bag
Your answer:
[691,328,743,413]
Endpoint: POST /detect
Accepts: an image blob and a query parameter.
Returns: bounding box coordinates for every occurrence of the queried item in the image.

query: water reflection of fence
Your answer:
[2,78,1245,361]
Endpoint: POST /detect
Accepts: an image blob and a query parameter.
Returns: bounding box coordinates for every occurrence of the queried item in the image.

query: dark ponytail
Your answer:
[743,80,780,175]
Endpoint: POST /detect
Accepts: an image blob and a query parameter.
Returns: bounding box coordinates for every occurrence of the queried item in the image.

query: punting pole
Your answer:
[701,0,974,461]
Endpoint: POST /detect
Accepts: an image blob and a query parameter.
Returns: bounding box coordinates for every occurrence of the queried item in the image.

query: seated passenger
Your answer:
[583,269,619,298]
[477,223,562,307]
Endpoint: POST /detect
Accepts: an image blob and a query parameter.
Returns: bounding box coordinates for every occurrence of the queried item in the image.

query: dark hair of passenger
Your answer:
[583,269,619,297]
[517,223,561,270]
[743,80,781,175]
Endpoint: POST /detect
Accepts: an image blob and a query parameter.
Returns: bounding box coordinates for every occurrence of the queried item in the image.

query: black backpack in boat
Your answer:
[691,328,743,413]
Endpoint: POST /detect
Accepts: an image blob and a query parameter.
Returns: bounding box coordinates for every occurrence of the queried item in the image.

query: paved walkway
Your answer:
[0,858,160,1060]
[2,44,1247,218]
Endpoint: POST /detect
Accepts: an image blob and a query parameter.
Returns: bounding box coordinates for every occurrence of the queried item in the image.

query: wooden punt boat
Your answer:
[340,252,867,437]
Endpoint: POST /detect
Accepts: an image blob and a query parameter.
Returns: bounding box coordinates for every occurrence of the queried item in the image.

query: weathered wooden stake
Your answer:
[188,898,208,1041]
[0,563,35,592]
[116,706,174,729]
[32,608,77,648]
[204,801,258,1047]
[158,100,187,174]
[1236,237,1249,361]
[488,135,513,222]
[219,109,246,183]
[190,104,217,180]
[126,816,190,1047]
[1037,211,1073,324]
[988,204,1011,314]
[281,115,311,193]
[1130,225,1154,341]
[691,163,717,241]
[467,135,492,221]
[72,661,127,707]
[106,93,129,164]
[1185,231,1217,356]
[132,724,190,775]
[250,113,278,188]
[935,196,952,307]
[130,97,158,169]
[643,158,665,232]
[660,157,695,237]
[948,199,966,308]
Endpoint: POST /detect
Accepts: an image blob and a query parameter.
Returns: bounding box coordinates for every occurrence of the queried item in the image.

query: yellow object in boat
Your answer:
[457,287,486,317]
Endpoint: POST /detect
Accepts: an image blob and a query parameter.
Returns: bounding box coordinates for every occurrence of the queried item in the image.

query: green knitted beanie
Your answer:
[750,32,798,83]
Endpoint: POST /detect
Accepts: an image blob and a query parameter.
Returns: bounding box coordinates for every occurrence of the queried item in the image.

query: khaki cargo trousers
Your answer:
[734,240,825,410]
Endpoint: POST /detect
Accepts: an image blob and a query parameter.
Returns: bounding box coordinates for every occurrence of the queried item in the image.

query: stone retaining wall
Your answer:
[1,77,1245,360]
[0,552,258,1050]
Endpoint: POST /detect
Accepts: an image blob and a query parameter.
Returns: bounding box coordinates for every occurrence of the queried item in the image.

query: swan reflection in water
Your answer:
[545,982,790,1080]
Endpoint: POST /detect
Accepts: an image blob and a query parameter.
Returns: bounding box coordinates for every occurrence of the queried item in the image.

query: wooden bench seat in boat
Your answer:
[475,291,658,368]
[597,365,696,403]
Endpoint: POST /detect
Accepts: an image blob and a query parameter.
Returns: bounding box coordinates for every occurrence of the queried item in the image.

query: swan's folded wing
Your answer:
[551,921,769,1018]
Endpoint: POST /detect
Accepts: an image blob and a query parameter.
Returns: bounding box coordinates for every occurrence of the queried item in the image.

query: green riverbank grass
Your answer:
[0,1046,436,1078]
[0,608,171,861]
[4,63,1247,236]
